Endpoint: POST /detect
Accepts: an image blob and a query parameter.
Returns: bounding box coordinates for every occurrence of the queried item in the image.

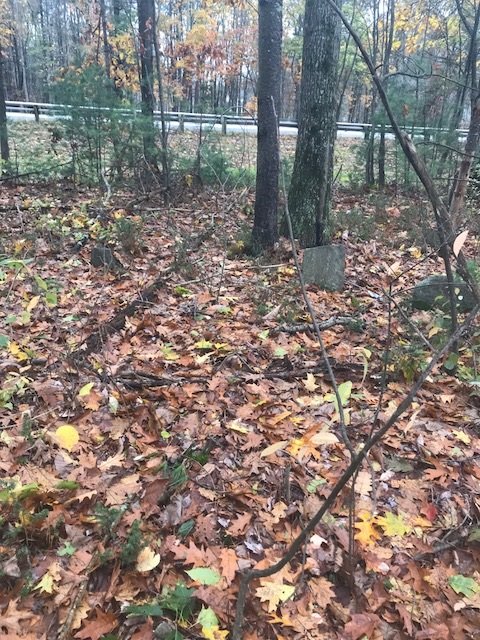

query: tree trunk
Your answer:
[99,0,111,79]
[0,45,10,165]
[288,0,341,247]
[252,0,282,250]
[136,0,157,169]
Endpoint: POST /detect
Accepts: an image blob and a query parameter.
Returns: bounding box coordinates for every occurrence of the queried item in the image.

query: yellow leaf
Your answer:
[9,342,30,361]
[55,425,80,452]
[26,296,41,312]
[303,373,318,391]
[354,510,381,547]
[78,382,94,396]
[376,511,411,537]
[453,430,470,444]
[136,546,160,572]
[226,420,249,434]
[408,246,422,259]
[34,563,60,594]
[35,572,55,594]
[256,581,295,612]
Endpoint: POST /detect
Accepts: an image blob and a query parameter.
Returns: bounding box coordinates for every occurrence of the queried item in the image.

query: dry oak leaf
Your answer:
[344,612,381,640]
[104,474,141,506]
[256,581,295,612]
[75,609,117,640]
[0,599,34,633]
[227,512,251,536]
[310,577,336,608]
[219,547,238,585]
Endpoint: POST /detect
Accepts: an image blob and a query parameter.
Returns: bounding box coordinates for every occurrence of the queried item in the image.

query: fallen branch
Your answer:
[71,274,170,358]
[274,316,363,334]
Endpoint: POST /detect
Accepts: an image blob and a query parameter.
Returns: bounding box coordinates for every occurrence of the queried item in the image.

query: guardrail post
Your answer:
[179,115,184,133]
[33,105,40,122]
[221,116,227,135]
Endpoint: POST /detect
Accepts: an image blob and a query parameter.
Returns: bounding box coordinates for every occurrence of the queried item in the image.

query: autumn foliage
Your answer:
[0,178,479,639]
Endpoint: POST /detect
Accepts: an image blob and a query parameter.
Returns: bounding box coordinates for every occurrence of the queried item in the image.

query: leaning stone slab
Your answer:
[412,274,475,313]
[90,246,125,272]
[302,245,346,292]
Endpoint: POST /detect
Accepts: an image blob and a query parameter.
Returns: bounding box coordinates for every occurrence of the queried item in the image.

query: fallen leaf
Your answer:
[136,546,160,572]
[255,581,295,612]
[260,440,288,458]
[55,425,80,452]
[186,567,221,585]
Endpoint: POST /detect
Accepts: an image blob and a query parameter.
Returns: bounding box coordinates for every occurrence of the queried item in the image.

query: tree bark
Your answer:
[0,45,10,165]
[136,0,157,169]
[252,0,282,250]
[288,0,341,248]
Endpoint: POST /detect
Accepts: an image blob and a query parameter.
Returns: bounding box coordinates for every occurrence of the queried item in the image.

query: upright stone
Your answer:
[302,245,346,291]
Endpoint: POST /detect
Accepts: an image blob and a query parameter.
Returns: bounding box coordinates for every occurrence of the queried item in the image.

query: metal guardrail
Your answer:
[3,100,375,134]
[4,100,470,137]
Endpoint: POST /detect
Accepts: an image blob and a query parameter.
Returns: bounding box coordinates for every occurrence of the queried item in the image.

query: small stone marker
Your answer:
[302,245,346,292]
[412,274,475,313]
[90,247,124,272]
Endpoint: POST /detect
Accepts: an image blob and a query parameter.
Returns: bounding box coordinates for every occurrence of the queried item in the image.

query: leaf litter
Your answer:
[0,181,479,639]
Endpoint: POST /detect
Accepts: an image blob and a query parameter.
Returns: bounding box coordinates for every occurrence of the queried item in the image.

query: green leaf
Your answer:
[34,275,49,291]
[177,519,195,538]
[57,541,76,557]
[45,292,58,307]
[196,606,219,630]
[0,257,33,268]
[468,527,480,543]
[258,330,269,340]
[174,286,191,297]
[160,582,196,620]
[337,381,352,407]
[79,382,94,396]
[194,340,213,350]
[449,574,480,597]
[14,483,39,500]
[54,480,79,490]
[124,602,164,617]
[444,353,459,371]
[0,335,9,347]
[274,347,287,357]
[306,478,326,493]
[185,567,221,585]
[386,457,414,473]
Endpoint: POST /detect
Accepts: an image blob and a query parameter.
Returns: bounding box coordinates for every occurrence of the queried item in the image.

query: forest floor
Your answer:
[1,170,480,640]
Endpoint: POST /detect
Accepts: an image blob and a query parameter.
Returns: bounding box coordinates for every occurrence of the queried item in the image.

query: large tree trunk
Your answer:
[136,0,157,169]
[288,0,341,248]
[252,0,282,250]
[0,45,10,165]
